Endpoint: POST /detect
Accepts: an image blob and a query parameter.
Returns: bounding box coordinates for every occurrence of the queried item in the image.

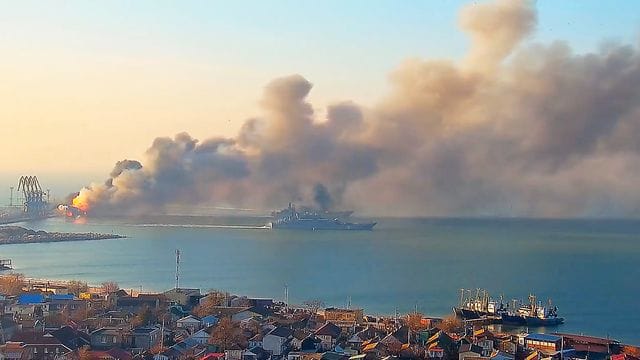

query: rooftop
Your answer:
[526,333,562,343]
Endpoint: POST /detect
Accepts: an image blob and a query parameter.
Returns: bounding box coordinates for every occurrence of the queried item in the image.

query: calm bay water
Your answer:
[1,216,639,344]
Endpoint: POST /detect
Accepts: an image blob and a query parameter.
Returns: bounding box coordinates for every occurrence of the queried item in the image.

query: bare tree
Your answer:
[194,290,229,317]
[67,280,89,296]
[407,312,428,331]
[302,299,325,314]
[100,281,119,294]
[0,273,24,295]
[208,317,247,351]
[437,314,463,333]
[132,305,155,327]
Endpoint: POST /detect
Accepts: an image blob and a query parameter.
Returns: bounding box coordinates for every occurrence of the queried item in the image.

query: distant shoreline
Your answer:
[0,225,125,246]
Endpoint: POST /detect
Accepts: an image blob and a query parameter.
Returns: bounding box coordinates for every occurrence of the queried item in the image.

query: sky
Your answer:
[1,1,640,216]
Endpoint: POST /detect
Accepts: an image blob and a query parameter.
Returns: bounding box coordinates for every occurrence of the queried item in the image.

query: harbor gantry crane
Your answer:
[16,175,49,217]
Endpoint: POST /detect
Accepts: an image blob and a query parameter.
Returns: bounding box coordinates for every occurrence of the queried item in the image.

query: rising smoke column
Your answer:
[73,0,640,217]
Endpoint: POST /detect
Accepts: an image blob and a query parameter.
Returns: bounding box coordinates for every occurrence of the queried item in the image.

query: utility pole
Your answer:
[175,249,180,290]
[9,186,13,207]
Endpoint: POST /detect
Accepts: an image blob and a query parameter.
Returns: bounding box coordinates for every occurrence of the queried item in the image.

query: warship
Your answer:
[268,203,376,230]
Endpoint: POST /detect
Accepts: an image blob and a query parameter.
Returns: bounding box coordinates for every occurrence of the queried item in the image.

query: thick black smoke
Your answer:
[313,184,333,211]
[74,0,640,217]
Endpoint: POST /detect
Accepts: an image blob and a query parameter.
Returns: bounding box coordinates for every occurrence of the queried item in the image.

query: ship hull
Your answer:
[501,314,564,326]
[270,220,376,230]
[453,307,481,320]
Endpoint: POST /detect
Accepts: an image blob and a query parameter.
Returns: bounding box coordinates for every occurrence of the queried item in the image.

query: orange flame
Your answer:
[72,194,90,212]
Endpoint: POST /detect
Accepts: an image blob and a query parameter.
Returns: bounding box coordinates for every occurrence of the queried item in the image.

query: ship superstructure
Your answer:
[268,203,376,230]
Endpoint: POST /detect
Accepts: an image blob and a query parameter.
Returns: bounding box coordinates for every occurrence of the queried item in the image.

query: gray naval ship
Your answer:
[268,203,376,230]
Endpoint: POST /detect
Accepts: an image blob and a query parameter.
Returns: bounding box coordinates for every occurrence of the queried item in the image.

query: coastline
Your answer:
[0,225,125,246]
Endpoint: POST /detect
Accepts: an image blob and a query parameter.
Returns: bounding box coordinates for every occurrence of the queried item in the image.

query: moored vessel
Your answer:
[268,203,376,230]
[501,294,564,326]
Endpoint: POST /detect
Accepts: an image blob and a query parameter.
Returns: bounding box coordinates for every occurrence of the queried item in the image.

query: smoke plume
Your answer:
[73,0,640,217]
[313,184,334,211]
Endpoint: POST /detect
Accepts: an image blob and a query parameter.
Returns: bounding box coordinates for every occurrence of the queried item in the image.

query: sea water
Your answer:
[1,216,639,344]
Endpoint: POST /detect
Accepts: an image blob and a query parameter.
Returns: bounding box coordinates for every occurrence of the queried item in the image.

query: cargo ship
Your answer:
[453,288,507,319]
[501,294,564,326]
[268,203,376,230]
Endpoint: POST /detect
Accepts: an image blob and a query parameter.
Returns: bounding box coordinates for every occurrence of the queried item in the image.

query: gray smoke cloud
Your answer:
[74,0,640,218]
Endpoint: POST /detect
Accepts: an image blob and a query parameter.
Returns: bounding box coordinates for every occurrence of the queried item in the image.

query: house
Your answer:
[320,352,349,360]
[87,348,133,360]
[300,336,321,352]
[201,353,226,360]
[243,349,259,360]
[490,351,514,360]
[249,333,264,349]
[232,307,271,322]
[7,331,73,359]
[425,331,456,359]
[202,315,220,327]
[90,327,127,350]
[163,288,202,307]
[169,305,190,322]
[426,345,445,359]
[0,316,18,343]
[263,327,294,357]
[6,294,47,319]
[361,342,389,358]
[116,296,162,313]
[289,353,323,360]
[49,325,91,351]
[177,315,203,334]
[291,330,311,350]
[554,333,621,356]
[323,308,363,328]
[248,346,272,360]
[131,326,161,350]
[188,328,212,345]
[347,327,382,349]
[225,343,244,360]
[459,344,486,360]
[379,333,402,352]
[524,334,562,354]
[314,323,342,351]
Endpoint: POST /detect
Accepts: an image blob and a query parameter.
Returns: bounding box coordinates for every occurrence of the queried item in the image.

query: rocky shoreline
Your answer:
[0,226,125,245]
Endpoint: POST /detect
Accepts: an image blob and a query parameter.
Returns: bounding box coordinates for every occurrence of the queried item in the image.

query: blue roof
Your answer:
[18,294,45,305]
[526,333,561,342]
[50,294,75,300]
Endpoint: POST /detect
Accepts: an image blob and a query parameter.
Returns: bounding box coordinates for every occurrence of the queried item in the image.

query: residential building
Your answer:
[524,334,562,354]
[323,309,363,328]
[263,326,293,357]
[314,323,342,351]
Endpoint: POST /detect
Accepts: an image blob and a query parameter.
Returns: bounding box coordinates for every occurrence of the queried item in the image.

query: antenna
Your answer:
[175,249,180,289]
[284,284,289,310]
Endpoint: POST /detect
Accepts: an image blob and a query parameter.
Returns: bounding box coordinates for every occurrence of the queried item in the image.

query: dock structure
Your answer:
[0,259,12,270]
[463,316,502,326]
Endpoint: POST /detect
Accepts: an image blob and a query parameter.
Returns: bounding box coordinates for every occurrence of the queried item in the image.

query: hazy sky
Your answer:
[1,1,640,212]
